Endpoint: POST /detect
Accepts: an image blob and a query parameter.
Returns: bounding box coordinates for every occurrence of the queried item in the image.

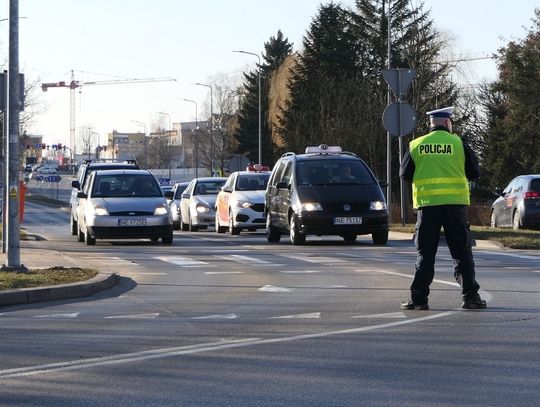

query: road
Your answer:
[1,201,539,406]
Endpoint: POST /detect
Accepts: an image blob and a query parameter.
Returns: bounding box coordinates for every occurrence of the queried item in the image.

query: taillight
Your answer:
[524,191,540,199]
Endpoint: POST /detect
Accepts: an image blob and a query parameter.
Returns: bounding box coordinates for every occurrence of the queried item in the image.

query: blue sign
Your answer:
[45,175,61,183]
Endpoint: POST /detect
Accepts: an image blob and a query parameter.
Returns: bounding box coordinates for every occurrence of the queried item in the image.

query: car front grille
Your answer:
[109,211,154,216]
[252,203,265,212]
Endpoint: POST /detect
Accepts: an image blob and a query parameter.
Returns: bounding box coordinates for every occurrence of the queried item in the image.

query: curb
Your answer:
[0,272,118,307]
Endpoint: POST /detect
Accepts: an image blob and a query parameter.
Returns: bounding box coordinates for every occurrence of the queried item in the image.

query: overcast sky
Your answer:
[1,0,538,146]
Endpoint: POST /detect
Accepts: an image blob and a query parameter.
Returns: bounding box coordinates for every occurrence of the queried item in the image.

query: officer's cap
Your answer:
[426,106,454,118]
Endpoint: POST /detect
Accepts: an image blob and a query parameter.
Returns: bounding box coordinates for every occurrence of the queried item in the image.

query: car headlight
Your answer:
[154,204,169,216]
[231,199,253,208]
[93,205,109,216]
[370,201,387,210]
[301,202,323,211]
[196,203,210,213]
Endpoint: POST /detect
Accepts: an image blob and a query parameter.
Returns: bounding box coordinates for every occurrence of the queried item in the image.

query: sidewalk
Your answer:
[0,245,117,307]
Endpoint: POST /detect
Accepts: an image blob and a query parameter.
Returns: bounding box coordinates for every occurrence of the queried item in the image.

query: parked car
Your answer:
[265,144,389,245]
[168,181,190,230]
[215,165,270,235]
[75,169,173,245]
[490,174,540,230]
[179,177,227,231]
[70,159,139,236]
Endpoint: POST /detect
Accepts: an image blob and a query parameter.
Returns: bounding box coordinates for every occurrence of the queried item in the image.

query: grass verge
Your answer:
[0,267,98,290]
[390,224,540,250]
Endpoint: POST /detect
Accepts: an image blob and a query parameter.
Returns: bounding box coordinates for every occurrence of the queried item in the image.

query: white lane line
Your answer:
[352,312,406,319]
[191,314,238,320]
[280,254,347,263]
[105,313,159,319]
[361,269,460,288]
[130,272,167,275]
[205,271,244,275]
[0,311,458,378]
[154,256,211,267]
[504,267,531,270]
[33,313,80,318]
[0,313,6,317]
[533,271,540,273]
[280,270,320,274]
[269,312,321,319]
[258,285,292,293]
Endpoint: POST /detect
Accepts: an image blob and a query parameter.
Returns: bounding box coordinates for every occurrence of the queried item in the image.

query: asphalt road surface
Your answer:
[1,201,539,406]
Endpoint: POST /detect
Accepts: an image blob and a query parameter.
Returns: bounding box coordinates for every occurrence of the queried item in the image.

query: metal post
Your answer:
[2,71,8,253]
[6,0,22,268]
[195,82,214,173]
[386,1,392,223]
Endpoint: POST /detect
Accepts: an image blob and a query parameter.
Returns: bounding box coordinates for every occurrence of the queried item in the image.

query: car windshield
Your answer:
[194,180,226,195]
[296,159,375,186]
[92,174,163,198]
[235,173,270,191]
[174,185,188,198]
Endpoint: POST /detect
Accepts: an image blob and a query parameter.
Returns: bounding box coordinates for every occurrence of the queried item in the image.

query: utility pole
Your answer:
[5,0,23,269]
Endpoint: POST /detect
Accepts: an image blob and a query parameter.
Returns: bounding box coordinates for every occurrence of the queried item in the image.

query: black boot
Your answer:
[462,294,487,309]
[400,300,429,310]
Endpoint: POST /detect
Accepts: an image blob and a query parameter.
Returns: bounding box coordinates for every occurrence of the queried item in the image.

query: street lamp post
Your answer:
[194,82,213,174]
[233,50,262,165]
[181,99,198,178]
[132,120,147,168]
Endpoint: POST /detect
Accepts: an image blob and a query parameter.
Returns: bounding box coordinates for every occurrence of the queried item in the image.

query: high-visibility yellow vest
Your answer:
[409,130,470,208]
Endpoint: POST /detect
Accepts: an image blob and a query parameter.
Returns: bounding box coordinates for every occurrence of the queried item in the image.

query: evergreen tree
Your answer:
[235,30,293,165]
[479,9,540,188]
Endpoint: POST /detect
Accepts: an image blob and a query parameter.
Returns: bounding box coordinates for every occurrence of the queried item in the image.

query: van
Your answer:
[265,145,389,245]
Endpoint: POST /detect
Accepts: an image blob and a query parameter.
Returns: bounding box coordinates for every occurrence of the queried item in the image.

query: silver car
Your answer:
[76,169,173,245]
[179,177,227,231]
[168,181,189,230]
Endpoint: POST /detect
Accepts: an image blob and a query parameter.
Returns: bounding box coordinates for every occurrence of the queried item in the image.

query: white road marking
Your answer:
[34,313,80,318]
[352,312,406,319]
[105,313,159,319]
[533,271,540,273]
[280,254,347,263]
[204,271,244,275]
[155,256,211,267]
[504,267,531,270]
[479,251,539,260]
[191,314,237,320]
[258,285,292,293]
[328,285,349,288]
[130,272,167,275]
[214,254,279,265]
[269,312,321,319]
[362,269,460,288]
[0,311,458,378]
[280,270,320,274]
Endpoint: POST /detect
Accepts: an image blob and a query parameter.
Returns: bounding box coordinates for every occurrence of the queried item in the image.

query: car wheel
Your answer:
[215,213,226,233]
[70,215,78,236]
[188,212,199,232]
[85,230,96,245]
[181,219,189,231]
[162,233,173,245]
[172,220,181,231]
[372,230,388,245]
[77,225,85,243]
[512,210,521,230]
[342,234,357,242]
[229,211,240,235]
[490,211,497,228]
[266,213,281,243]
[150,237,159,242]
[289,214,306,245]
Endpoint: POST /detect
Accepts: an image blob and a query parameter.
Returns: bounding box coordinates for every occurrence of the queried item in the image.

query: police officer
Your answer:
[399,106,487,310]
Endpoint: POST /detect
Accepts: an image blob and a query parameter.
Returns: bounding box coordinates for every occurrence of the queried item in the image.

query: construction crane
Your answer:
[41,70,177,157]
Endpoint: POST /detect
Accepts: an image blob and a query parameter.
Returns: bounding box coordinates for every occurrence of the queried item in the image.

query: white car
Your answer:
[215,168,270,235]
[179,177,227,231]
[76,169,173,245]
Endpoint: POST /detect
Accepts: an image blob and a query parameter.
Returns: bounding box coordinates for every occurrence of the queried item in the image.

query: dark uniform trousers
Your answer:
[411,205,480,304]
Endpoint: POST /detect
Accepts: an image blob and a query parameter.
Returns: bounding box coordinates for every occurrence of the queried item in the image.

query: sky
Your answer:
[1,0,538,148]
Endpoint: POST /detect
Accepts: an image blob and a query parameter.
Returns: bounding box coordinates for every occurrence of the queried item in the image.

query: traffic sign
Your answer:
[382,102,417,137]
[382,68,416,96]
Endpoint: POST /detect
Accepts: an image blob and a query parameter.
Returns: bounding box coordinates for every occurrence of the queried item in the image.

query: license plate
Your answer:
[118,218,147,226]
[333,216,362,225]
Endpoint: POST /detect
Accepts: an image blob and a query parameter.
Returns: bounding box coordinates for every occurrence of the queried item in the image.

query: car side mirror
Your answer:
[276,181,289,189]
[164,191,174,199]
[182,193,190,199]
[77,191,87,199]
[72,180,80,189]
[494,188,503,196]
[223,186,232,193]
